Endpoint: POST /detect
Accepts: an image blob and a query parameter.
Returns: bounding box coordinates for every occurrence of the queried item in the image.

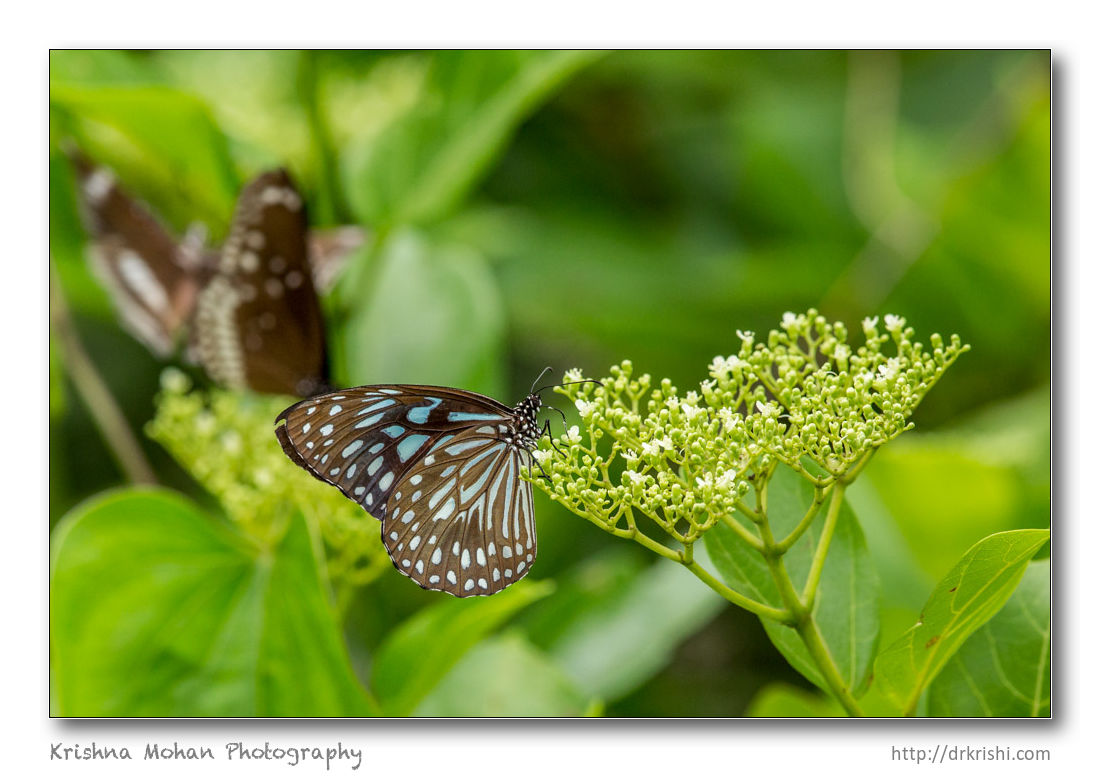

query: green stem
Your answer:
[757,482,864,716]
[839,449,875,484]
[49,266,157,485]
[775,484,831,552]
[734,499,762,524]
[718,512,764,551]
[629,527,682,562]
[683,560,791,623]
[801,484,846,606]
[795,617,865,717]
[297,50,347,225]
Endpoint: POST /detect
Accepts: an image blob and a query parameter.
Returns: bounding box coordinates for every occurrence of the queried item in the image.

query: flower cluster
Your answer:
[146,369,389,592]
[528,310,968,549]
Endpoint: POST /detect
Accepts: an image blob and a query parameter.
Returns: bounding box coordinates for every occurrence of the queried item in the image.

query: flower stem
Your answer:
[756,483,864,716]
[795,616,865,717]
[683,560,791,623]
[801,484,846,606]
[775,483,831,552]
[718,512,764,551]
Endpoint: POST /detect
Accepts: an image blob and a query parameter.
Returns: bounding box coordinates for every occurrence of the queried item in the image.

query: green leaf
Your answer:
[533,550,725,701]
[335,232,505,397]
[415,634,590,716]
[746,683,845,717]
[927,560,1050,717]
[49,83,239,231]
[345,50,600,227]
[371,579,554,716]
[874,528,1050,715]
[50,489,374,716]
[703,465,881,697]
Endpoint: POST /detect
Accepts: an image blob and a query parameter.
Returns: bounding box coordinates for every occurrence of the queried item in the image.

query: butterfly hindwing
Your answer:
[193,170,328,397]
[384,435,535,596]
[276,384,539,596]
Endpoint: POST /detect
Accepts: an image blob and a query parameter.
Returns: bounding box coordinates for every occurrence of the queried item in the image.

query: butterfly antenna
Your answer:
[530,366,554,395]
[533,377,605,395]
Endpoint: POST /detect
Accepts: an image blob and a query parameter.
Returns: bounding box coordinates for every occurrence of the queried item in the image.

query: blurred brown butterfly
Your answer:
[69,151,363,397]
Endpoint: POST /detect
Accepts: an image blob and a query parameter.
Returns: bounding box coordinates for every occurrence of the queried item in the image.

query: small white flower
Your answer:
[718,407,740,431]
[736,329,755,343]
[862,316,879,331]
[623,470,646,486]
[665,396,680,411]
[700,379,715,392]
[565,425,582,444]
[781,311,799,328]
[532,449,552,464]
[221,431,242,454]
[884,314,904,332]
[195,411,216,435]
[681,404,702,421]
[563,368,584,383]
[641,437,672,457]
[160,367,190,394]
[716,469,739,488]
[685,391,699,404]
[575,399,596,416]
[834,344,851,361]
[708,355,749,380]
[755,401,780,419]
[695,473,714,489]
[877,357,902,381]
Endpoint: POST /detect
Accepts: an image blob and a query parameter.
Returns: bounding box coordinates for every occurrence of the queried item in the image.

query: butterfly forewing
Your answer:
[193,170,327,397]
[276,385,540,596]
[70,151,210,356]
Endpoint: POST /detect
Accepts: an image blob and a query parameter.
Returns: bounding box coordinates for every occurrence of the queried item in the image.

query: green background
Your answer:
[49,50,1050,716]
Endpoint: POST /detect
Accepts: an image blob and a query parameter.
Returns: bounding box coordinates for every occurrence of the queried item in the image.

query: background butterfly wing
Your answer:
[307,225,365,293]
[70,151,207,356]
[193,170,328,397]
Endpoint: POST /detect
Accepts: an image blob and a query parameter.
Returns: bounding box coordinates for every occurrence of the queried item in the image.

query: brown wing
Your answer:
[193,170,327,397]
[69,151,207,356]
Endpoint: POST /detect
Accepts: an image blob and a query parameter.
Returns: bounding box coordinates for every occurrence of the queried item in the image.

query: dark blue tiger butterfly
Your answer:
[69,149,363,397]
[276,375,578,597]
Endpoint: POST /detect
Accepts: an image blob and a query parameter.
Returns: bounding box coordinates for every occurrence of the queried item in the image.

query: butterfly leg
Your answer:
[539,418,568,459]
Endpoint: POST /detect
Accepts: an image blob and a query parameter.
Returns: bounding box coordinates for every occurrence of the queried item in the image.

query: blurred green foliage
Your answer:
[48,50,1049,717]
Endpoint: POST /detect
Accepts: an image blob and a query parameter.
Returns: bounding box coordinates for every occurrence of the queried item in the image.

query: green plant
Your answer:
[527,309,1048,716]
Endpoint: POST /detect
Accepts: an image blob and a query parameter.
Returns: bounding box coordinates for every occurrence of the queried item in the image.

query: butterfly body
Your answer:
[276,385,543,597]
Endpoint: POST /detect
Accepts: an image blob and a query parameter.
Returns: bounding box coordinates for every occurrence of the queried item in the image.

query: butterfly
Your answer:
[275,380,560,597]
[69,150,365,397]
